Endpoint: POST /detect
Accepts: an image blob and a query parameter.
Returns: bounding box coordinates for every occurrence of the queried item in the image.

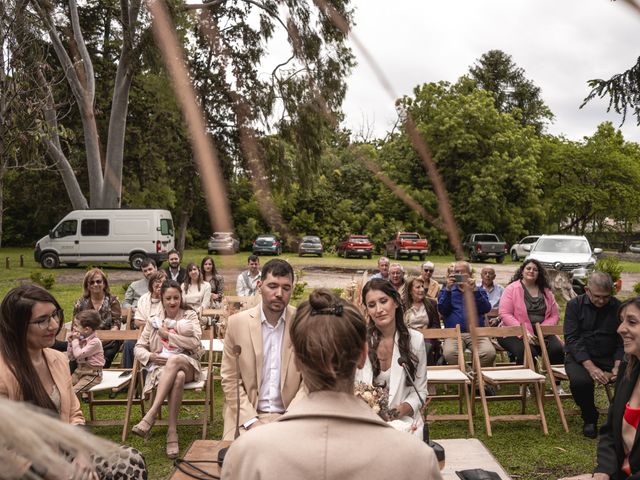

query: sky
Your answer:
[338,0,640,142]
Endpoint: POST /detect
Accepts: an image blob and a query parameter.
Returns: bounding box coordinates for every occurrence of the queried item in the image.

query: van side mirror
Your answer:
[593,248,603,255]
[49,230,54,239]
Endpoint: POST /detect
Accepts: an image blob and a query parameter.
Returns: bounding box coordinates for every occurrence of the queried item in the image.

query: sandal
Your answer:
[132,417,155,440]
[166,431,179,459]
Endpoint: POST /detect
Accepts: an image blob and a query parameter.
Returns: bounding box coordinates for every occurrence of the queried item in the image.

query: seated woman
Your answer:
[132,280,203,459]
[122,270,167,369]
[498,259,564,367]
[222,288,442,479]
[181,262,211,321]
[403,276,442,365]
[562,297,640,480]
[73,268,123,368]
[201,256,224,309]
[356,278,428,438]
[0,285,146,479]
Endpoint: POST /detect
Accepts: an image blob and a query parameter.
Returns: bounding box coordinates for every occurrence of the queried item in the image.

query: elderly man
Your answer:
[122,258,157,309]
[476,266,504,326]
[370,257,390,281]
[420,261,442,300]
[564,271,623,439]
[389,263,406,298]
[236,255,261,296]
[438,261,495,370]
[222,259,305,440]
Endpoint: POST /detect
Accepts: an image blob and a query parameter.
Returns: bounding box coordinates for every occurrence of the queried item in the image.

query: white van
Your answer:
[34,209,175,270]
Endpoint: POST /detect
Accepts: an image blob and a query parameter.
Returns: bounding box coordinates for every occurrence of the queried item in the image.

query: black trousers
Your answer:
[564,354,614,424]
[497,334,565,365]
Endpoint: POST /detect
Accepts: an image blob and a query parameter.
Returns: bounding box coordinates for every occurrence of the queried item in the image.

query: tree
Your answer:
[386,78,546,245]
[469,49,553,134]
[582,57,640,126]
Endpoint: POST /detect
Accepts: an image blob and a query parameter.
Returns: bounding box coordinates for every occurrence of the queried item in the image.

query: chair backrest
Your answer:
[224,295,260,316]
[96,329,140,341]
[473,324,535,369]
[536,324,563,336]
[419,325,466,371]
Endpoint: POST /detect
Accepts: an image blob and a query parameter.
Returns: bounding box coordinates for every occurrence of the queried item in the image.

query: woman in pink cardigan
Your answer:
[498,259,564,366]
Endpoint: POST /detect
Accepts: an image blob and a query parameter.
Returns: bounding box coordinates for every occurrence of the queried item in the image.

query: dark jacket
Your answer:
[596,359,640,479]
[164,266,186,285]
[564,294,623,365]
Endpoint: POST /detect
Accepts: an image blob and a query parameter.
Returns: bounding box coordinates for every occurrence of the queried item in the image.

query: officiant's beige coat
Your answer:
[220,304,304,439]
[221,390,443,480]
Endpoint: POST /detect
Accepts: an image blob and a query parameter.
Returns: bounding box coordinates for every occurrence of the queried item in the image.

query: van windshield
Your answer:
[161,219,174,236]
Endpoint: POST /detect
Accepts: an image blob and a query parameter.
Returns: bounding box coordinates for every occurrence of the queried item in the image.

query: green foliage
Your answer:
[595,256,624,283]
[30,271,55,290]
[292,269,308,300]
[633,281,640,295]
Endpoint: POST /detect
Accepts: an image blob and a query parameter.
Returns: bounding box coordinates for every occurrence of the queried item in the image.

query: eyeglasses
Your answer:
[423,269,434,273]
[89,279,104,285]
[29,309,63,329]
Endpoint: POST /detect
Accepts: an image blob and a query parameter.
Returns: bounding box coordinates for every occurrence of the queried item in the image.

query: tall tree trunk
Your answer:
[177,210,190,253]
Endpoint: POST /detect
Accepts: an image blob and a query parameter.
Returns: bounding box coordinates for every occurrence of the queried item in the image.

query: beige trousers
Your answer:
[443,333,496,368]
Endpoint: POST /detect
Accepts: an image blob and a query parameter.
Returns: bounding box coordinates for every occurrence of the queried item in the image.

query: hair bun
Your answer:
[308,289,335,311]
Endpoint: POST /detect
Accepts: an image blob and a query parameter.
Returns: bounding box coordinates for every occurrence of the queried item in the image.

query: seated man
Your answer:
[389,263,406,298]
[476,266,504,326]
[221,259,304,440]
[564,271,622,439]
[438,261,495,370]
[235,255,261,296]
[122,258,157,309]
[370,256,390,281]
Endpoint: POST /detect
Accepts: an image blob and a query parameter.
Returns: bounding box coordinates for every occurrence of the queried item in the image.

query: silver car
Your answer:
[510,235,540,261]
[524,235,602,280]
[298,236,323,257]
[208,232,240,254]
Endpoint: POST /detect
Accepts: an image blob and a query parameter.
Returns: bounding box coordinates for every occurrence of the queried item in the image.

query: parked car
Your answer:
[384,232,429,261]
[252,234,282,256]
[34,209,174,270]
[629,243,640,253]
[462,233,508,263]
[510,235,541,261]
[208,232,240,254]
[336,234,373,259]
[523,234,602,280]
[298,236,323,257]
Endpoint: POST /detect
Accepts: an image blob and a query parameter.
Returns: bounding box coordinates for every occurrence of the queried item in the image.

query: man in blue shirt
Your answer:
[476,266,504,326]
[438,261,495,369]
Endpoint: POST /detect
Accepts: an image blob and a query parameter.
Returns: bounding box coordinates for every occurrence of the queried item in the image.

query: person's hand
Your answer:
[587,365,609,385]
[157,325,169,340]
[445,275,456,291]
[134,319,146,329]
[68,451,99,480]
[150,353,167,365]
[610,365,619,383]
[246,419,266,430]
[395,402,414,419]
[211,293,219,300]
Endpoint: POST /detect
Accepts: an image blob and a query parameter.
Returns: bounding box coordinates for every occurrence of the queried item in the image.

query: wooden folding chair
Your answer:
[472,325,548,436]
[84,329,144,442]
[122,326,215,440]
[535,323,612,432]
[201,332,224,422]
[419,325,474,435]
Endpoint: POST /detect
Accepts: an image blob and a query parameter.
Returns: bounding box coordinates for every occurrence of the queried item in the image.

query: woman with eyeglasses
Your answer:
[0,285,147,479]
[73,268,122,368]
[498,258,564,366]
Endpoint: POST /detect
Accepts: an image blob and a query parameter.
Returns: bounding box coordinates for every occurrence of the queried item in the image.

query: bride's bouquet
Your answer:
[353,381,396,421]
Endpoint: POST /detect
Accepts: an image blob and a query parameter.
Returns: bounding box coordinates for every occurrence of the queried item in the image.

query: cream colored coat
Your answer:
[220,304,304,440]
[355,329,428,438]
[222,390,443,480]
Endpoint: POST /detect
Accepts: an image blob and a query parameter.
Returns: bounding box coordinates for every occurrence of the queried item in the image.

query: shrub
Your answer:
[633,281,640,296]
[30,271,55,290]
[595,256,623,283]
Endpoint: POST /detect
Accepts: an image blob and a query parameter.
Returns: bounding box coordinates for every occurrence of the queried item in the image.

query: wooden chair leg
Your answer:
[533,382,549,435]
[463,382,474,436]
[521,384,527,414]
[458,384,463,414]
[549,374,569,433]
[478,377,492,437]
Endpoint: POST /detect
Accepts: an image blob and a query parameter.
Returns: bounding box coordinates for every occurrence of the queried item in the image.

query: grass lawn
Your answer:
[0,247,631,478]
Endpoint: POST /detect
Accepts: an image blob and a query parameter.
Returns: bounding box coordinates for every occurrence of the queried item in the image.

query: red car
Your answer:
[336,234,374,259]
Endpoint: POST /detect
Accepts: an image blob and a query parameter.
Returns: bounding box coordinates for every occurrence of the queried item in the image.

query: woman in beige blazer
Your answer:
[356,278,429,438]
[0,285,146,479]
[132,279,203,459]
[222,289,442,480]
